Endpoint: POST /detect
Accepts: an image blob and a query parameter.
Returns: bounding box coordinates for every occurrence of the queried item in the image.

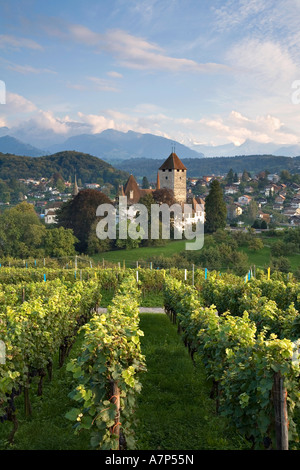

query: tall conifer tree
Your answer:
[204,180,227,233]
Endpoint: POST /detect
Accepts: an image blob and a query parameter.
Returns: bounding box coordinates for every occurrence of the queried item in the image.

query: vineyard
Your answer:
[0,265,300,450]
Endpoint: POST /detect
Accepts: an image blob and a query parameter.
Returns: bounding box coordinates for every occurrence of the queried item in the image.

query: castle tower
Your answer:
[158,152,187,203]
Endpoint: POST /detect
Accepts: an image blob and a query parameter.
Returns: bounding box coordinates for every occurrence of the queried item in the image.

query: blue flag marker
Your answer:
[44,274,46,282]
[205,268,208,279]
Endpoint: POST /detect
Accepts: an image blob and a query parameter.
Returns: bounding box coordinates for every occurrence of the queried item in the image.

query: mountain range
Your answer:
[0,135,47,157]
[1,127,300,161]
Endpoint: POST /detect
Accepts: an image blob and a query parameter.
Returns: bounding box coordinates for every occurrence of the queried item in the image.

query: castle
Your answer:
[120,151,187,204]
[119,151,205,224]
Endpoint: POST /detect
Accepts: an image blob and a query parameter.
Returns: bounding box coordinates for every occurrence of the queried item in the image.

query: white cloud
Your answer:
[0,34,43,51]
[107,71,123,78]
[212,0,273,32]
[5,62,56,75]
[77,112,116,134]
[227,38,298,91]
[197,111,298,146]
[86,76,120,92]
[47,21,229,74]
[104,29,229,73]
[5,92,37,114]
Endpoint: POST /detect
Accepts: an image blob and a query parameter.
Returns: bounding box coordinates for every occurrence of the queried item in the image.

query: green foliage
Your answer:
[56,189,112,253]
[0,202,78,259]
[0,151,128,186]
[0,202,46,258]
[66,276,146,450]
[164,272,300,449]
[44,227,78,257]
[204,180,227,233]
[0,277,102,441]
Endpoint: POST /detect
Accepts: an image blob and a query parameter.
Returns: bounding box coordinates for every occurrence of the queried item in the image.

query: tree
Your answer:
[242,170,251,182]
[280,170,292,183]
[0,202,46,257]
[226,168,234,185]
[56,189,112,253]
[87,219,114,255]
[115,220,143,250]
[138,193,167,246]
[261,220,268,230]
[56,178,65,193]
[152,188,177,206]
[248,237,264,251]
[271,257,291,273]
[142,176,150,189]
[247,200,259,224]
[204,180,227,233]
[44,227,77,257]
[52,172,64,187]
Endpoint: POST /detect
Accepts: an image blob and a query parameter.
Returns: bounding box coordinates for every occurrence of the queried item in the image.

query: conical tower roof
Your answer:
[159,152,187,171]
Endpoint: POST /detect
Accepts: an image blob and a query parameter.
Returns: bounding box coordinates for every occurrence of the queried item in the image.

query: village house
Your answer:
[224,185,239,195]
[238,195,252,205]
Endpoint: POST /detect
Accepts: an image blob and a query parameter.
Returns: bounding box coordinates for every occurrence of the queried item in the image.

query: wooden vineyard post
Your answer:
[110,381,121,449]
[273,372,289,450]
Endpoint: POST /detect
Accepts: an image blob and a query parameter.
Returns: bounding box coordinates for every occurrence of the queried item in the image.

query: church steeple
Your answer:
[156,171,160,190]
[72,174,79,197]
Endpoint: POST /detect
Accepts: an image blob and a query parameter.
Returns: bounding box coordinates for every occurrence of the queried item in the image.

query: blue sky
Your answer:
[1,0,300,149]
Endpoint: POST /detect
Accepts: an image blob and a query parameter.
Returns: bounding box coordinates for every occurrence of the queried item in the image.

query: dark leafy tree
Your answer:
[261,220,268,230]
[204,180,227,233]
[152,188,177,206]
[56,189,112,253]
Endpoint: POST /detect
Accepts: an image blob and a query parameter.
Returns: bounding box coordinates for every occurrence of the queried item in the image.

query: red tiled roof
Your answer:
[123,174,154,203]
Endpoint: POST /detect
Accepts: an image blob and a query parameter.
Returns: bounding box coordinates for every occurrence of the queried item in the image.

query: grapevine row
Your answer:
[0,278,102,442]
[164,276,300,450]
[65,275,146,450]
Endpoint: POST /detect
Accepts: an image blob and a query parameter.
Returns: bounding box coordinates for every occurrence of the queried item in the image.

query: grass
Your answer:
[240,244,300,271]
[134,313,249,450]
[100,288,164,307]
[93,234,300,274]
[92,240,186,267]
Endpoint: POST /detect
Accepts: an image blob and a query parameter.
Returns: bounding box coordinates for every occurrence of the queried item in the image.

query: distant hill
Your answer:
[47,129,204,161]
[115,154,300,181]
[0,135,45,157]
[0,151,129,186]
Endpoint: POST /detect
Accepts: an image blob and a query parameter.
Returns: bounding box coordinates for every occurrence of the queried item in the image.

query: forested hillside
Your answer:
[115,154,300,180]
[0,151,129,185]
